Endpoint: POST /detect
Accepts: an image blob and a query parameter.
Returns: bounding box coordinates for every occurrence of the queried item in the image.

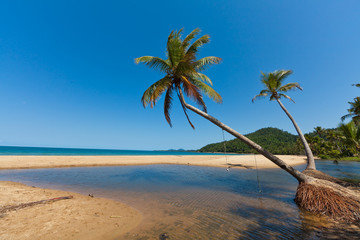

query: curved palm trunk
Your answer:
[178,89,309,183]
[275,98,316,170]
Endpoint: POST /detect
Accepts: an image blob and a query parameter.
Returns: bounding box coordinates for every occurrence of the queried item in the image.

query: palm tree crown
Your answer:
[252,69,316,170]
[135,28,222,128]
[252,70,302,102]
[341,97,360,124]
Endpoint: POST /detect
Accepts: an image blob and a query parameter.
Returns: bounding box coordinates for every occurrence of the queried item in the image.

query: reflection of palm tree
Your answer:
[136,28,308,182]
[341,97,360,125]
[252,70,316,170]
[339,121,360,155]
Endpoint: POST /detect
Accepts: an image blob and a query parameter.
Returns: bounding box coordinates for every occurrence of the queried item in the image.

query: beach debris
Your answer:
[88,194,94,198]
[159,233,169,240]
[110,215,122,218]
[0,196,73,216]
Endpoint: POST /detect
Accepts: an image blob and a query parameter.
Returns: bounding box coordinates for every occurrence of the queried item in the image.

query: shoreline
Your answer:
[0,181,142,240]
[0,154,307,170]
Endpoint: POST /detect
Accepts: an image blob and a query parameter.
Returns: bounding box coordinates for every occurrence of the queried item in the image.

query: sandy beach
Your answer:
[0,154,307,170]
[0,181,142,240]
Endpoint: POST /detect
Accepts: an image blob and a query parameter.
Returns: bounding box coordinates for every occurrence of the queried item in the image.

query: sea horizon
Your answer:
[0,145,225,156]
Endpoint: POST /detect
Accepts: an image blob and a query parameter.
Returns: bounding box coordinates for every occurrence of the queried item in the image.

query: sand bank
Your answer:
[0,154,307,170]
[0,181,141,240]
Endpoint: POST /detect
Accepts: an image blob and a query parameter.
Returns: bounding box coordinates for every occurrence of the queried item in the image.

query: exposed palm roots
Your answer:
[295,182,360,223]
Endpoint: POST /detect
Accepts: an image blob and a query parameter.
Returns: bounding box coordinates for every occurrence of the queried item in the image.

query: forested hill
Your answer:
[198,127,300,154]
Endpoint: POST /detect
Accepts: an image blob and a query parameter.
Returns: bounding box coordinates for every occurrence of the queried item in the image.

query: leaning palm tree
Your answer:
[252,70,316,170]
[136,28,307,182]
[341,97,360,125]
[135,28,360,222]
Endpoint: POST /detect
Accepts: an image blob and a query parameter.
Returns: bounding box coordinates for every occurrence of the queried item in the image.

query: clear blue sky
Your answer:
[0,0,359,150]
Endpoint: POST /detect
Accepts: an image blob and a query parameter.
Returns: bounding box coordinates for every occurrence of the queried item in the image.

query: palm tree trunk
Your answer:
[275,98,316,170]
[177,89,310,183]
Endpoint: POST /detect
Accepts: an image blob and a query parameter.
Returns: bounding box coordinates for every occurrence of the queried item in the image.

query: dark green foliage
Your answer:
[304,124,359,159]
[199,127,300,154]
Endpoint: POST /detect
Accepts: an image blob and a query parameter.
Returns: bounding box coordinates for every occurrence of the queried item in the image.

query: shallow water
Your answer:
[0,160,359,239]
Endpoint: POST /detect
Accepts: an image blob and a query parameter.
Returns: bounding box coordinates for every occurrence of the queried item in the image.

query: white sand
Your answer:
[0,154,307,170]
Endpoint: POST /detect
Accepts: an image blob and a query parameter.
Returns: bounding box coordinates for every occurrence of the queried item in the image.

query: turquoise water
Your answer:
[1,160,359,239]
[0,146,223,156]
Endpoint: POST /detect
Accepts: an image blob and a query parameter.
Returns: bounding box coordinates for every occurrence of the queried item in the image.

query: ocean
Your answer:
[0,146,223,156]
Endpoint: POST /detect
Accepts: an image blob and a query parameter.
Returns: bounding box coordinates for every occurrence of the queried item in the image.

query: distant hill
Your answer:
[198,127,300,154]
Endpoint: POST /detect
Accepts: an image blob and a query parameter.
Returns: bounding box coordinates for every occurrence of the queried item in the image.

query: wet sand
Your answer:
[0,154,307,170]
[0,181,142,240]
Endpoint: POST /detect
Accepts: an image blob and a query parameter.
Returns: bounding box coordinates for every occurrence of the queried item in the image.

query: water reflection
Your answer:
[0,160,359,239]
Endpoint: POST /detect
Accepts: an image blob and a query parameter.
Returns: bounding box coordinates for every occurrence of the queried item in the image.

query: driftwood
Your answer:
[0,196,73,216]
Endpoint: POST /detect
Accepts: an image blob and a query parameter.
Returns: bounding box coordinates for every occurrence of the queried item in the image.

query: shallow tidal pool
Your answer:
[1,160,359,239]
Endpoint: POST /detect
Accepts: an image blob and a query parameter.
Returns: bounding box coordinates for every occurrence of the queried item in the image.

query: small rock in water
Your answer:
[159,233,169,240]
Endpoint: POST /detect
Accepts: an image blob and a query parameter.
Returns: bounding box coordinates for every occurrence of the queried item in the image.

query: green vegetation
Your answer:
[337,157,360,161]
[252,70,315,170]
[303,83,360,160]
[199,127,300,154]
[135,28,222,128]
[305,123,360,160]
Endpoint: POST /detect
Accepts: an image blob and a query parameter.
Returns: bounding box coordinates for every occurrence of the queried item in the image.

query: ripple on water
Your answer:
[0,163,359,239]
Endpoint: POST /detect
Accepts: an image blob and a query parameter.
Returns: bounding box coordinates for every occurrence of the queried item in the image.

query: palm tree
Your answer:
[314,126,325,138]
[135,28,222,129]
[135,28,308,183]
[252,70,316,170]
[339,121,360,156]
[341,97,360,125]
[136,28,360,222]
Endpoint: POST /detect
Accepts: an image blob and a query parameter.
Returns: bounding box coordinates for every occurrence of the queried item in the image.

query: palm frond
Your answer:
[256,69,299,104]
[176,88,195,129]
[175,61,195,77]
[141,77,172,108]
[277,70,293,83]
[137,28,222,128]
[341,113,353,122]
[194,56,222,72]
[181,76,207,112]
[182,28,201,49]
[252,92,269,102]
[192,72,213,85]
[164,86,174,127]
[191,78,222,103]
[185,35,210,59]
[279,93,295,102]
[167,30,185,67]
[135,56,170,73]
[279,82,303,92]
